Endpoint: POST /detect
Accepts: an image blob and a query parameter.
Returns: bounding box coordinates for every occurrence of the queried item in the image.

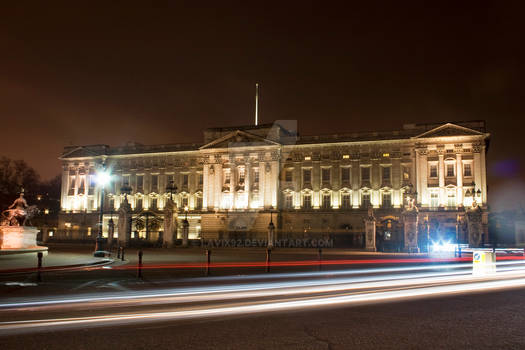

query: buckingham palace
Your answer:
[56,120,489,250]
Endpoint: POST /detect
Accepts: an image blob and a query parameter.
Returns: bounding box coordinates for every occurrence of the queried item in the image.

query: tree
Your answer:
[0,157,40,210]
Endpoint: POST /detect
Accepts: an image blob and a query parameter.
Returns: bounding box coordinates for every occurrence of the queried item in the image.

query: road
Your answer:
[1,259,525,349]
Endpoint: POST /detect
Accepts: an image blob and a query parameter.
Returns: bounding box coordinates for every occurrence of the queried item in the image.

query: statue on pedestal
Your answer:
[364,205,376,251]
[402,196,419,252]
[1,192,39,226]
[466,199,483,247]
[163,198,177,247]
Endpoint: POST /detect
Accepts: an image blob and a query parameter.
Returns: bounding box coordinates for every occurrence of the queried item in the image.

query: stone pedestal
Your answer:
[118,198,132,247]
[365,219,376,251]
[0,226,42,249]
[403,210,419,252]
[267,221,275,248]
[107,218,115,248]
[467,206,483,247]
[182,219,189,247]
[163,199,177,248]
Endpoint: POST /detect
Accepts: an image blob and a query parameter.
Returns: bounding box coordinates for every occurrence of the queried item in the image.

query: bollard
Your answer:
[121,247,125,261]
[117,246,121,259]
[318,248,322,271]
[37,252,43,282]
[205,249,211,276]
[458,246,462,258]
[266,248,272,273]
[137,250,143,278]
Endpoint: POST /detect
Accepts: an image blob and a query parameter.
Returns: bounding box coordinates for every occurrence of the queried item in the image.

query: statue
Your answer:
[1,192,39,226]
[406,196,418,213]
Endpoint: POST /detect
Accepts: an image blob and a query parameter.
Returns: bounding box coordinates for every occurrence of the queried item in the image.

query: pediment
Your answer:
[60,147,103,159]
[413,123,483,139]
[199,130,280,150]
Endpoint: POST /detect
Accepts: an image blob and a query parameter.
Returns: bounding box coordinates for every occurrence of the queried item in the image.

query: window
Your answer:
[254,169,259,183]
[341,193,351,209]
[198,173,203,185]
[341,167,350,182]
[285,170,293,182]
[382,192,391,208]
[362,193,370,208]
[196,196,203,210]
[151,175,158,190]
[182,196,189,208]
[69,176,76,195]
[151,198,157,209]
[361,167,370,182]
[430,192,439,207]
[382,167,391,181]
[224,171,231,184]
[78,178,85,195]
[285,194,293,209]
[303,169,311,183]
[137,175,144,190]
[446,164,455,177]
[183,174,189,186]
[303,194,312,209]
[447,191,456,207]
[463,163,472,177]
[136,198,143,210]
[122,175,130,186]
[166,174,174,186]
[342,154,350,159]
[238,167,245,183]
[322,168,331,183]
[322,193,331,209]
[403,167,410,181]
[429,165,438,178]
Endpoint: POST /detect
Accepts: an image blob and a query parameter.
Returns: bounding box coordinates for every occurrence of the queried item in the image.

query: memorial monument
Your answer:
[0,191,47,252]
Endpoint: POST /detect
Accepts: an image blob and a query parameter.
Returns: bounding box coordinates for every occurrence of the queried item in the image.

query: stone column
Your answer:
[403,209,419,252]
[107,218,115,248]
[456,153,463,205]
[41,226,49,243]
[182,218,189,247]
[163,198,176,247]
[438,154,445,206]
[117,197,131,247]
[364,207,376,251]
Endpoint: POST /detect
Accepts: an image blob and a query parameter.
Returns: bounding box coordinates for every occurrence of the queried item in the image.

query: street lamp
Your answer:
[94,166,111,256]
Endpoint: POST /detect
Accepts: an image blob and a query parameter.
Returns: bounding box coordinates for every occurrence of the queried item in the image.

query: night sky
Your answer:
[1,2,523,210]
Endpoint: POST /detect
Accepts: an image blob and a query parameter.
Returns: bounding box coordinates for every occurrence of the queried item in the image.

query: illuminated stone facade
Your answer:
[58,121,489,249]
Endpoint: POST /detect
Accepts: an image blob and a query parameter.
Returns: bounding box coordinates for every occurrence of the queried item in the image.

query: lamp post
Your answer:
[182,205,189,247]
[94,165,111,256]
[268,206,275,248]
[165,180,178,202]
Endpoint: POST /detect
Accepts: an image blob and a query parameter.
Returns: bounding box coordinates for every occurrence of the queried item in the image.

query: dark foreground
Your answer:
[2,287,524,350]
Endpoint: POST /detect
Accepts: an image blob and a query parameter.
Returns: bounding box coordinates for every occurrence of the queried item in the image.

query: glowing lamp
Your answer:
[96,171,111,186]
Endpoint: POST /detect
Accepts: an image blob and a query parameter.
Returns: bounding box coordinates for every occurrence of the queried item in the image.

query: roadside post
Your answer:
[318,248,322,271]
[37,252,43,282]
[266,248,272,273]
[137,250,143,278]
[206,249,211,276]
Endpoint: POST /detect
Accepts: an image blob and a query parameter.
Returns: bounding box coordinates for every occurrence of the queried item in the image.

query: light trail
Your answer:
[2,260,525,312]
[2,269,525,335]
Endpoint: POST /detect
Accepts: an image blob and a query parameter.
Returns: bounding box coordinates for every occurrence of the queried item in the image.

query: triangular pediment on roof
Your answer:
[412,123,483,139]
[60,146,105,159]
[199,130,280,150]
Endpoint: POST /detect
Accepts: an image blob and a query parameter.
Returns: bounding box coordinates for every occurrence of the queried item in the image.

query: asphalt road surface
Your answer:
[2,261,525,349]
